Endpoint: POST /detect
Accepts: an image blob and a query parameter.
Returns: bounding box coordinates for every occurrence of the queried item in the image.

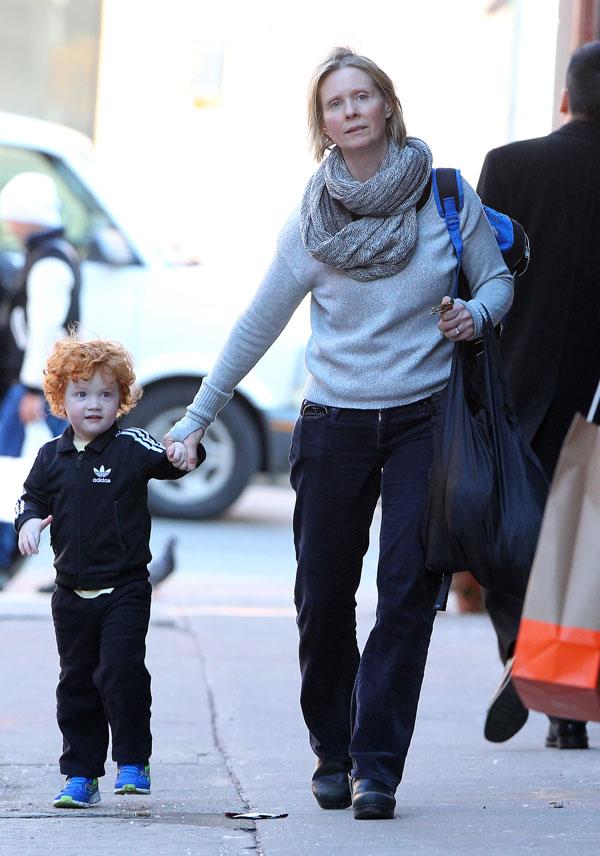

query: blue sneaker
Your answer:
[53,777,100,808]
[114,763,151,795]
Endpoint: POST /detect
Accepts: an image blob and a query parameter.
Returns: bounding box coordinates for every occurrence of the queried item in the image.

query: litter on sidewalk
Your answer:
[224,811,288,820]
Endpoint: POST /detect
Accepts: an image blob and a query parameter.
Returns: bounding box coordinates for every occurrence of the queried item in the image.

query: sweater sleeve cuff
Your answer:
[168,413,209,441]
[457,298,484,339]
[187,381,233,423]
[167,381,233,441]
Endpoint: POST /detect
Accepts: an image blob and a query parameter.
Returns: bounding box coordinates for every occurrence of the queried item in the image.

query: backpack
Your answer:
[432,167,530,299]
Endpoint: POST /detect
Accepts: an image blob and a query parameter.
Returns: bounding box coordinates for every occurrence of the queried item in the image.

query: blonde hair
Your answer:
[307,47,406,161]
[43,336,142,418]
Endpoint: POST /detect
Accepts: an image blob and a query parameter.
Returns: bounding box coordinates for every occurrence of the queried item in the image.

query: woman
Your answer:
[166,48,513,820]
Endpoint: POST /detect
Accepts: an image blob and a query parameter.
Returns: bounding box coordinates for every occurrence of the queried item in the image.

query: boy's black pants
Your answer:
[51,578,152,777]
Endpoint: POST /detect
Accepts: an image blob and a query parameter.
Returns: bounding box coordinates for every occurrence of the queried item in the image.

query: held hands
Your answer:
[436,296,475,342]
[165,440,188,469]
[18,515,52,556]
[164,427,205,471]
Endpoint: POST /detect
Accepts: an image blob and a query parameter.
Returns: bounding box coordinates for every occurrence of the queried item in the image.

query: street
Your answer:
[0,481,599,855]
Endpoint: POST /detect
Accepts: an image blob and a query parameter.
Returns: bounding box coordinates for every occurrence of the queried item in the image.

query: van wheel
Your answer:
[123,381,261,519]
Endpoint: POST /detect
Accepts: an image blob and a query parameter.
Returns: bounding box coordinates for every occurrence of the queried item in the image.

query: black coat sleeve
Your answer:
[14,450,50,532]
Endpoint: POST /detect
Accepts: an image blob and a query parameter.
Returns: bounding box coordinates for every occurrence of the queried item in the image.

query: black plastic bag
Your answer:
[424,311,548,597]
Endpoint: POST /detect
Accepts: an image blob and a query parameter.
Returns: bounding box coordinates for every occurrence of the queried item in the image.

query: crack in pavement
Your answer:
[179,616,265,856]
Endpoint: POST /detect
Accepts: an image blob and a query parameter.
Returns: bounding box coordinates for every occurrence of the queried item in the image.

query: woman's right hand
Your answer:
[437,296,475,341]
[164,426,205,471]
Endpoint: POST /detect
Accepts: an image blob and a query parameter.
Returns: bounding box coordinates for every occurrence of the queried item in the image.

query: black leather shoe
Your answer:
[311,760,351,809]
[484,657,529,742]
[545,719,589,749]
[351,778,396,820]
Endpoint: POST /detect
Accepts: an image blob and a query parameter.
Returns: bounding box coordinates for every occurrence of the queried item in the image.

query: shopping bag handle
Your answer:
[587,379,600,423]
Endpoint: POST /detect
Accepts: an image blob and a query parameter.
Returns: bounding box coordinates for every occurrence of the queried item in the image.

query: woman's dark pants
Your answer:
[51,578,152,777]
[290,397,441,790]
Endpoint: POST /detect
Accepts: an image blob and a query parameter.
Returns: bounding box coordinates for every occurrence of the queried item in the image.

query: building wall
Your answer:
[92,0,561,291]
[554,0,600,126]
[0,0,101,138]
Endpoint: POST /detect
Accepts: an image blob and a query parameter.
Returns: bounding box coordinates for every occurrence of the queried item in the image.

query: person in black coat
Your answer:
[476,40,600,750]
[0,250,17,402]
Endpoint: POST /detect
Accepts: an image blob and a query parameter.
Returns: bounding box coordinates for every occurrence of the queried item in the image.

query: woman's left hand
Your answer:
[437,297,475,341]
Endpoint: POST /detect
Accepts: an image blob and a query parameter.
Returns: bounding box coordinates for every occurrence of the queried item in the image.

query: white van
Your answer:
[0,111,306,519]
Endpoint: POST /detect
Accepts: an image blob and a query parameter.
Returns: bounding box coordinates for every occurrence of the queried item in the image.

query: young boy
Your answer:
[15,338,205,808]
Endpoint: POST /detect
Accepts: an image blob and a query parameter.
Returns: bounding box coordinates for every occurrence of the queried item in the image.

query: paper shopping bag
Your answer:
[512,408,600,722]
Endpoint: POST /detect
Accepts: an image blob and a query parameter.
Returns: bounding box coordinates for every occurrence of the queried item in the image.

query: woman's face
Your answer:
[320,66,391,159]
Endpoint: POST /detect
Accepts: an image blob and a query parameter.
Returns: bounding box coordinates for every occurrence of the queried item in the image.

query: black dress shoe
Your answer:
[311,759,351,809]
[351,778,396,820]
[545,718,589,749]
[484,657,529,743]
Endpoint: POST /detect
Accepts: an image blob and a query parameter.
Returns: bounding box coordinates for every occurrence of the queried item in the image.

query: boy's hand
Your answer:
[164,427,205,471]
[18,515,52,556]
[166,441,188,469]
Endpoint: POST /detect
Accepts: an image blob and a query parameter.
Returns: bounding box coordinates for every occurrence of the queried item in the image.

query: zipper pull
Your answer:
[75,451,84,470]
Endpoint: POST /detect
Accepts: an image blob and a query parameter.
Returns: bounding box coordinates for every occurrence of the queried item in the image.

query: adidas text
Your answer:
[93,465,112,483]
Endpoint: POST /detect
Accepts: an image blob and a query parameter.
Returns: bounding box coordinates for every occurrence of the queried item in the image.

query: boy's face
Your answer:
[64,370,120,443]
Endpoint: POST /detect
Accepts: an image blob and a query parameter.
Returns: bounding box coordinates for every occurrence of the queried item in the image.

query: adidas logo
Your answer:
[93,465,112,484]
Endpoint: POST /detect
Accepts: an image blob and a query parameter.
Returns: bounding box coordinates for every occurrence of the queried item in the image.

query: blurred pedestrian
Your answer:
[0,172,80,579]
[165,47,513,819]
[478,41,600,751]
[14,337,204,808]
[0,249,17,402]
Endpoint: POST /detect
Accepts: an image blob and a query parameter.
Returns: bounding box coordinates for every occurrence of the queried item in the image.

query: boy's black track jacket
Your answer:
[14,422,206,590]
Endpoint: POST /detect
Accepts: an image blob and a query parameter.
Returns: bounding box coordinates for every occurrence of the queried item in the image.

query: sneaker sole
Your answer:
[53,793,100,809]
[114,785,151,795]
[484,679,528,743]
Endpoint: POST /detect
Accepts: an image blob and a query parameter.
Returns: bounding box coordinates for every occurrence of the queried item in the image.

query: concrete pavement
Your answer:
[0,498,599,855]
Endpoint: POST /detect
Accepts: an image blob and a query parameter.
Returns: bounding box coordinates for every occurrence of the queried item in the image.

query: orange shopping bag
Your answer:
[513,383,600,722]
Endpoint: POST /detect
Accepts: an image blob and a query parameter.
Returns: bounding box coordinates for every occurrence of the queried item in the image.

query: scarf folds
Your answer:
[300,138,433,282]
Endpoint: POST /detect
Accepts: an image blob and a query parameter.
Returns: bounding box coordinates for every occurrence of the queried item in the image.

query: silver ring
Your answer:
[454,327,461,336]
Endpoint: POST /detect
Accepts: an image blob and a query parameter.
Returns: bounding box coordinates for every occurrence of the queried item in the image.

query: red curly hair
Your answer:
[43,338,143,418]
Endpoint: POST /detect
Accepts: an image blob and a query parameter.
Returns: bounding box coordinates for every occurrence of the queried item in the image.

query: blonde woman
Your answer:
[167,48,513,820]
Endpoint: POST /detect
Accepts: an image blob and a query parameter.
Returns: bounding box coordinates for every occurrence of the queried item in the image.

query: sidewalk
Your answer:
[0,577,599,855]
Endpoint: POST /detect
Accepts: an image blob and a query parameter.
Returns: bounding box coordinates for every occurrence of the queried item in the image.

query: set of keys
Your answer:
[430,298,455,315]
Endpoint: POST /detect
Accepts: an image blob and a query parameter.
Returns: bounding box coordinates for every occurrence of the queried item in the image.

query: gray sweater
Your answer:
[169,177,513,439]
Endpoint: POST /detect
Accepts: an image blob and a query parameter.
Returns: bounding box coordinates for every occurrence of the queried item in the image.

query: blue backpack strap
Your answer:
[432,167,464,296]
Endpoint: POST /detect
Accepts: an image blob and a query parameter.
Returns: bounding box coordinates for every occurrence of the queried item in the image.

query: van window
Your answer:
[0,145,137,264]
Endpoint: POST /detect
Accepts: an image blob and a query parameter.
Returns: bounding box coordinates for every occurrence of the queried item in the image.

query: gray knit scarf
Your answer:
[300,138,432,282]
